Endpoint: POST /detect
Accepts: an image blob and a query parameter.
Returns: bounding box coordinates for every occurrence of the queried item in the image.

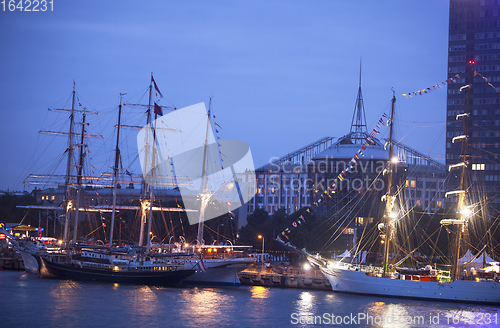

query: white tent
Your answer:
[459,250,496,272]
[337,250,351,258]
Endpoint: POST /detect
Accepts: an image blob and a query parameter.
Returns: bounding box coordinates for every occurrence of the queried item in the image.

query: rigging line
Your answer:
[157,198,173,242]
[318,173,382,250]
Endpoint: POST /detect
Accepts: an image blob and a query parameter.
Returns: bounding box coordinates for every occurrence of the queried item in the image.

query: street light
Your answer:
[258,235,264,266]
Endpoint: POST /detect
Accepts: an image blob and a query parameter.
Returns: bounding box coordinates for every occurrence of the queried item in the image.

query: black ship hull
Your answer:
[37,256,194,285]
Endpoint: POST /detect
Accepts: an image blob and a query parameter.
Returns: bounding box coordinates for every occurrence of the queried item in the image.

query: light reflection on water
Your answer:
[1,271,499,328]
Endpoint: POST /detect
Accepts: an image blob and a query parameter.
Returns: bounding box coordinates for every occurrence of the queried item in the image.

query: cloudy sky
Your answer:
[0,0,450,191]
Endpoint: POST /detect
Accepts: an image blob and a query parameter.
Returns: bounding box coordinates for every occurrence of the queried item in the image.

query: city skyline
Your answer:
[0,0,450,192]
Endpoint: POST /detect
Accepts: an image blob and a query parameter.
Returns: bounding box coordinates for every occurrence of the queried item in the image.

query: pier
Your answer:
[0,245,25,270]
[238,264,331,291]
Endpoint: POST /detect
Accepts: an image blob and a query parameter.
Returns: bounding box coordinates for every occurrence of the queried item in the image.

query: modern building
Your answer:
[446,0,500,214]
[244,76,447,241]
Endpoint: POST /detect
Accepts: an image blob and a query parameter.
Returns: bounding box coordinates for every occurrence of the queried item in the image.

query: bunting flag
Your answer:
[215,122,222,129]
[402,73,462,98]
[473,69,500,93]
[151,75,163,98]
[378,118,385,126]
[154,102,163,115]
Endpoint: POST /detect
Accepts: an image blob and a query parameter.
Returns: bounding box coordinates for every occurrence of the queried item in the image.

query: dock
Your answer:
[0,245,25,270]
[238,264,331,291]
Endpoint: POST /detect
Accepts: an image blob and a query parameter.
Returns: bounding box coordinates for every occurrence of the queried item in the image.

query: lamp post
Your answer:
[258,235,264,266]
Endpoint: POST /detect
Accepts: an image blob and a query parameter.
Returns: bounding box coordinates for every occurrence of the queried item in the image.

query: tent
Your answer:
[459,250,496,272]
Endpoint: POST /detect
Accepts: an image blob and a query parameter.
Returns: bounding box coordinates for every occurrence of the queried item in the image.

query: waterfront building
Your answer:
[244,77,446,242]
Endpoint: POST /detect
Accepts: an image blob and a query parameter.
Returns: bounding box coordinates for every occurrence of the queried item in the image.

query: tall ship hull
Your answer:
[181,257,256,285]
[319,262,500,304]
[37,255,194,285]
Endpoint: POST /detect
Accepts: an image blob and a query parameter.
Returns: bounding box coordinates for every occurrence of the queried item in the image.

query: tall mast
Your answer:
[382,91,396,276]
[146,74,155,254]
[196,99,212,245]
[63,82,76,245]
[452,62,473,281]
[72,110,87,245]
[109,93,125,249]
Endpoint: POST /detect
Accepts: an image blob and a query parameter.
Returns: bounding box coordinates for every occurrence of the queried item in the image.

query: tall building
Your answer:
[446,0,500,214]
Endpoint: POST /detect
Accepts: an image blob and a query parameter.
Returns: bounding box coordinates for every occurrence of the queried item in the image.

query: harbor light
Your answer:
[303,263,311,270]
[258,235,265,267]
[460,206,472,217]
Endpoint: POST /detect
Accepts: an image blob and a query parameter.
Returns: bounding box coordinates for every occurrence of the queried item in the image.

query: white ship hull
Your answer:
[320,261,500,304]
[180,257,256,286]
[18,250,40,273]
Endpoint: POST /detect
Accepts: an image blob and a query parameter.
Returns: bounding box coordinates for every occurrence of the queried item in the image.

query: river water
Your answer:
[0,270,498,327]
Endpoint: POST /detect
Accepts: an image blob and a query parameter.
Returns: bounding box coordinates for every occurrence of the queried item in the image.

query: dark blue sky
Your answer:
[0,0,450,191]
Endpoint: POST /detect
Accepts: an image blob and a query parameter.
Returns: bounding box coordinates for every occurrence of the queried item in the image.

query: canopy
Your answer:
[12,224,37,231]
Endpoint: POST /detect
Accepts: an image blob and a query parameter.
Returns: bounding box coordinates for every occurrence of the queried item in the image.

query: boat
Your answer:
[137,96,257,285]
[33,78,195,285]
[36,247,193,285]
[309,75,500,304]
[177,244,256,285]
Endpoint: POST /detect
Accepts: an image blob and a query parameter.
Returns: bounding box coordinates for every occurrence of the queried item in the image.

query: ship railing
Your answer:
[327,260,380,273]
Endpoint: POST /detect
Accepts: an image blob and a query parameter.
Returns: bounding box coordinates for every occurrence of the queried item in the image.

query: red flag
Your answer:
[154,102,163,115]
[151,75,163,98]
[361,145,366,150]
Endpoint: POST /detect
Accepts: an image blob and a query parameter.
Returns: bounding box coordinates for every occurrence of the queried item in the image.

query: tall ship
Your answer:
[18,78,196,285]
[137,96,257,285]
[14,76,256,285]
[309,65,499,304]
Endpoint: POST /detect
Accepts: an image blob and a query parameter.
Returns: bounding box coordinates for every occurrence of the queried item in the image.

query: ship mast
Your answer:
[108,93,126,249]
[63,83,76,245]
[146,75,157,254]
[443,61,473,281]
[138,80,153,248]
[196,98,212,245]
[72,110,87,245]
[382,91,396,276]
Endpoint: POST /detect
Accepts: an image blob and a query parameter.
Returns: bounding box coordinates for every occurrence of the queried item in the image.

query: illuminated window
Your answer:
[51,196,55,201]
[405,180,409,187]
[411,180,415,188]
[472,164,486,171]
